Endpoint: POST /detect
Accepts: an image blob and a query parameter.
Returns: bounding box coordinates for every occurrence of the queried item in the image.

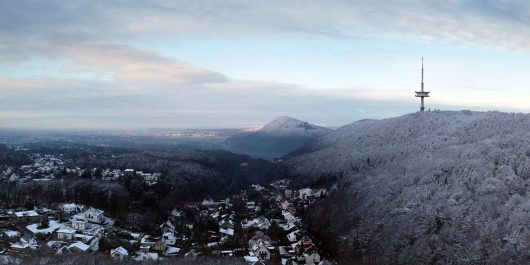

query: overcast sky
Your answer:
[1,0,530,129]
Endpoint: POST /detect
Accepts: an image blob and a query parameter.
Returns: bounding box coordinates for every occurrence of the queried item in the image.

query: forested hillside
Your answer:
[286,111,530,264]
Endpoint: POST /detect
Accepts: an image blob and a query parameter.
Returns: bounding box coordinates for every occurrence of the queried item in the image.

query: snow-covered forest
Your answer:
[287,111,530,264]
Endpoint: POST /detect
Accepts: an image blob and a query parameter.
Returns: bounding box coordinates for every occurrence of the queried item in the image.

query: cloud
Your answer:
[0,74,420,129]
[2,1,530,129]
[61,44,227,85]
[4,1,530,50]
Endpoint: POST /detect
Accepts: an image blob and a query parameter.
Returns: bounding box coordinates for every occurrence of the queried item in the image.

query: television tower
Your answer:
[415,57,430,111]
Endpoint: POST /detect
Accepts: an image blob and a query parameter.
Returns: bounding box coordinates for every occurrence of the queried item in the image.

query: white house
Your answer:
[61,203,81,214]
[162,232,177,245]
[56,228,76,241]
[111,246,129,260]
[71,219,88,231]
[251,243,271,261]
[84,208,104,223]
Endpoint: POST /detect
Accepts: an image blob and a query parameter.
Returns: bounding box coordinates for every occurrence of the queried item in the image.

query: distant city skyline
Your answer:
[1,1,530,129]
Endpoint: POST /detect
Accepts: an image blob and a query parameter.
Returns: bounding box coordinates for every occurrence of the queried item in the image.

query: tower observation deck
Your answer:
[415,57,430,111]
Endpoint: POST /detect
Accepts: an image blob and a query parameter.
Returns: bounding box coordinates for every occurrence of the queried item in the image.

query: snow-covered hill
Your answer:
[226,116,331,158]
[258,116,331,137]
[286,111,530,264]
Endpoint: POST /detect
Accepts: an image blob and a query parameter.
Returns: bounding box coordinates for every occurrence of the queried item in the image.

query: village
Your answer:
[0,153,335,264]
[0,152,161,185]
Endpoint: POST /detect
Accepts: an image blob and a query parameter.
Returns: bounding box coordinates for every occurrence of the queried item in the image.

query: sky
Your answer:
[2,0,530,129]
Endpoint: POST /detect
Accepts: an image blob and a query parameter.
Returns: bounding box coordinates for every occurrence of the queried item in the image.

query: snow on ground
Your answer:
[26,220,63,234]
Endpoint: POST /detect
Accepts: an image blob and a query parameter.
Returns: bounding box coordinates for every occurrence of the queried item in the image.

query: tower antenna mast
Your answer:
[415,57,430,111]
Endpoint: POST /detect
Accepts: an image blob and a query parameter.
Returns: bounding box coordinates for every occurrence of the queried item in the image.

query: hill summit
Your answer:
[226,116,331,158]
[258,116,331,137]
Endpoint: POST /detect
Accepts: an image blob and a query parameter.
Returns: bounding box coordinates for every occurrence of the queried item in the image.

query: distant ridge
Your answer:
[226,116,332,158]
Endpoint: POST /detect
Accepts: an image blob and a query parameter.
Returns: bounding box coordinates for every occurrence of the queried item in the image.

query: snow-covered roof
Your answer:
[220,228,235,236]
[111,246,129,256]
[14,210,39,217]
[10,237,38,250]
[57,228,76,234]
[85,208,104,215]
[62,203,78,209]
[68,241,90,251]
[165,246,181,255]
[4,230,20,238]
[74,234,95,242]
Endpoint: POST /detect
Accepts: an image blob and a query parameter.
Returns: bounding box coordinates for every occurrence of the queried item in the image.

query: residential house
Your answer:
[68,241,90,253]
[111,246,129,260]
[84,208,104,223]
[219,219,235,236]
[249,231,272,251]
[160,220,175,233]
[295,236,315,256]
[72,219,88,231]
[251,242,271,261]
[135,252,159,261]
[14,210,42,223]
[162,232,177,245]
[61,203,82,214]
[56,228,76,241]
